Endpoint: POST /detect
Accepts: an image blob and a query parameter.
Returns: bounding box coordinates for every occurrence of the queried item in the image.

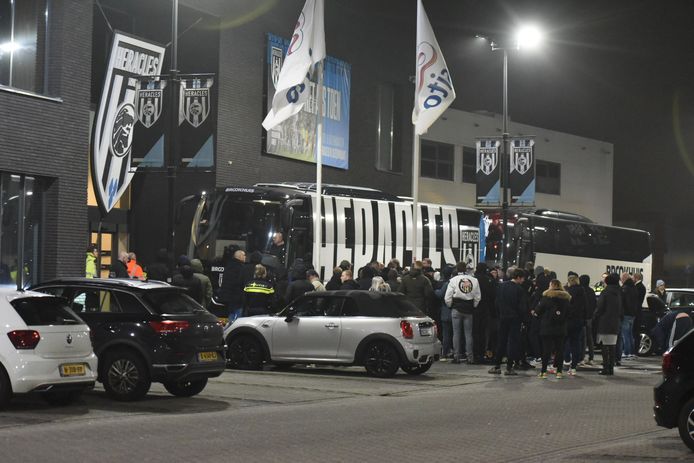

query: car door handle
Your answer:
[324,323,339,329]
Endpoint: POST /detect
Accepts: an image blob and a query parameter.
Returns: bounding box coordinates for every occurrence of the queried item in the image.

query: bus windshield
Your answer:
[191,193,283,263]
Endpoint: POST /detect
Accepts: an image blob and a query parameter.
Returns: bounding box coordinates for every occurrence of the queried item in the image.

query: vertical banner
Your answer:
[132,79,167,168]
[509,137,535,206]
[91,32,165,214]
[178,77,217,168]
[475,138,501,207]
[264,33,351,169]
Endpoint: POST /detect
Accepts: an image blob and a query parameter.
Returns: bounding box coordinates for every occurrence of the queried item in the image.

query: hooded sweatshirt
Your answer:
[191,259,213,308]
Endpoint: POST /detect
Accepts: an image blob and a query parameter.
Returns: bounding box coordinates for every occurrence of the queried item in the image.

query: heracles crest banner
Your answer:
[91,32,165,214]
[179,79,213,128]
[475,138,501,207]
[177,77,217,168]
[136,80,166,128]
[510,137,535,206]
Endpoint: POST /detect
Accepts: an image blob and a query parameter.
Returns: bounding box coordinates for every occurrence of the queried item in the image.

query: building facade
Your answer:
[0,0,624,284]
[419,109,614,225]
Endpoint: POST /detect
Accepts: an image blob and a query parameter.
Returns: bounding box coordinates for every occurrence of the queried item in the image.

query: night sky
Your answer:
[410,0,694,280]
[419,0,694,222]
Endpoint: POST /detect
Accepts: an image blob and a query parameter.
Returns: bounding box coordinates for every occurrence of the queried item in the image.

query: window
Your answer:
[0,0,49,93]
[376,84,400,172]
[669,292,694,308]
[421,140,454,181]
[0,173,43,287]
[71,289,120,313]
[536,160,561,195]
[114,292,148,315]
[143,289,202,315]
[10,297,82,326]
[462,146,476,183]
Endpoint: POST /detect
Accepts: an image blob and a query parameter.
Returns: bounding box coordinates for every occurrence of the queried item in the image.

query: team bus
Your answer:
[507,210,652,290]
[187,182,483,286]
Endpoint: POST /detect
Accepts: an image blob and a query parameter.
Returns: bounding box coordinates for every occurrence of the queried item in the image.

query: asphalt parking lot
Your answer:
[0,356,691,462]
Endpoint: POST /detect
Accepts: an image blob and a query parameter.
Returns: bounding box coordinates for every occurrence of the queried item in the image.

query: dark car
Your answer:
[31,278,226,401]
[639,290,694,356]
[654,328,694,452]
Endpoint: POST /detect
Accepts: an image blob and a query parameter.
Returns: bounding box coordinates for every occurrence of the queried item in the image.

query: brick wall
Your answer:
[188,0,417,196]
[0,0,93,280]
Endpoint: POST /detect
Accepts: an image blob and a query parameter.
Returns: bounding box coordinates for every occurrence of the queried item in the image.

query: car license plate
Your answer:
[60,363,86,377]
[419,327,432,336]
[198,351,219,362]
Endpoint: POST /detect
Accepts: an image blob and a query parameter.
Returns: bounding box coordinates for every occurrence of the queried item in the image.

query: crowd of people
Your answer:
[86,242,690,377]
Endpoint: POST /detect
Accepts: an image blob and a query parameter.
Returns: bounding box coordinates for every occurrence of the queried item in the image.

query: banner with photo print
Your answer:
[264,33,350,169]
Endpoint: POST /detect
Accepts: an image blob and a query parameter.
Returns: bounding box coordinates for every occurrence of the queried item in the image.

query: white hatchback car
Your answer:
[0,287,97,407]
[225,291,441,377]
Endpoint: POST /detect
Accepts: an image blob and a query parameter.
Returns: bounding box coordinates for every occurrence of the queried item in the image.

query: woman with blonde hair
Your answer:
[369,276,391,292]
[532,279,571,379]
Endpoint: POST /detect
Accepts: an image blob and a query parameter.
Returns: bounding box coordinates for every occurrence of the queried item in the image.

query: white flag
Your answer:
[262,0,325,131]
[412,0,456,135]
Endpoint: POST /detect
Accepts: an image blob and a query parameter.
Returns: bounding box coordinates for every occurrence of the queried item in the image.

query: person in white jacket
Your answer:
[445,261,482,363]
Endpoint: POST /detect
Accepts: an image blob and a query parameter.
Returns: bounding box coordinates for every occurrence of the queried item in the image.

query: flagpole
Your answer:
[314,61,324,278]
[411,131,420,264]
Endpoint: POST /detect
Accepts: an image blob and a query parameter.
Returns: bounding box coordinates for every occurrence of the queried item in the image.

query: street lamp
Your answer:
[480,25,543,270]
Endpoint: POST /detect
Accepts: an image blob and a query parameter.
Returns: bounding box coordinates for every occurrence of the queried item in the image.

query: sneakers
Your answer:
[556,372,563,379]
[568,368,577,376]
[547,366,557,374]
[488,366,501,374]
[538,372,548,379]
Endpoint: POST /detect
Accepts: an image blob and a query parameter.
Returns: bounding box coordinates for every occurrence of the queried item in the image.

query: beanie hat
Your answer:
[656,279,665,287]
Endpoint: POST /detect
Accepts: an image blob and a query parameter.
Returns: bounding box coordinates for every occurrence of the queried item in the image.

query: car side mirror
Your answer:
[284,307,297,323]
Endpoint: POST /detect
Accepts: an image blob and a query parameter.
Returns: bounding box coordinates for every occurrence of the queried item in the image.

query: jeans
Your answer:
[441,319,453,356]
[452,310,473,360]
[227,306,244,325]
[494,318,521,370]
[620,316,635,357]
[583,319,595,361]
[563,320,584,369]
[541,335,565,373]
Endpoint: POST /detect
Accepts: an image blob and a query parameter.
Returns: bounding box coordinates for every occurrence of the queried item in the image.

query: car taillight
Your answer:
[149,320,190,334]
[7,330,41,349]
[662,351,678,377]
[400,320,414,339]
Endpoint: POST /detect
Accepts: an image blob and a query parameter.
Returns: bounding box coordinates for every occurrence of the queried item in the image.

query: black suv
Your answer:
[654,329,694,452]
[32,279,225,401]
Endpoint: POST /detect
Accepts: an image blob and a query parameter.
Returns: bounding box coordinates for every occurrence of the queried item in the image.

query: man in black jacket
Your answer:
[618,273,640,361]
[489,268,527,375]
[109,251,130,278]
[579,274,597,365]
[474,263,495,363]
[285,269,315,303]
[219,249,247,322]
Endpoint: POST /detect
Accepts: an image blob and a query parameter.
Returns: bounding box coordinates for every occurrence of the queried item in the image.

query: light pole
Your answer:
[481,25,542,270]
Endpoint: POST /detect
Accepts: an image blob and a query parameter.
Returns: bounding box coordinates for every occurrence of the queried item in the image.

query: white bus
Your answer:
[508,212,652,289]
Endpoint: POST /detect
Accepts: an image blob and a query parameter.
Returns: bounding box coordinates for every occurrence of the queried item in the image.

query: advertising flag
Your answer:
[262,0,325,131]
[510,137,536,206]
[412,0,456,135]
[91,32,165,214]
[475,138,501,207]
